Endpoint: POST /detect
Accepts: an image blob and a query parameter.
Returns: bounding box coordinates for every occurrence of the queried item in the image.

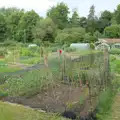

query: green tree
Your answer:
[47,2,69,29]
[94,31,102,38]
[70,10,80,27]
[84,32,97,43]
[97,10,112,32]
[55,27,86,44]
[79,17,87,28]
[87,5,97,34]
[104,25,120,38]
[33,18,56,44]
[18,10,40,42]
[115,4,120,24]
[6,10,24,41]
[0,7,21,16]
[0,14,7,42]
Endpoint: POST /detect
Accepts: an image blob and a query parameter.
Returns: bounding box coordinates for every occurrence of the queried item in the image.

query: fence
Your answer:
[0,49,110,114]
[57,50,110,113]
[61,50,110,90]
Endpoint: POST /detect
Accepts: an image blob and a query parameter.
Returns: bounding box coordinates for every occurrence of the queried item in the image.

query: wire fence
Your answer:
[0,49,110,114]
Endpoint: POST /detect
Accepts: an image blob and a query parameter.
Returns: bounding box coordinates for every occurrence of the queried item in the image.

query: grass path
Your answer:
[0,101,67,120]
[105,93,120,120]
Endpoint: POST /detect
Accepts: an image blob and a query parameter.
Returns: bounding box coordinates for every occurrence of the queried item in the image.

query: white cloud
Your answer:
[0,0,119,17]
[0,0,57,16]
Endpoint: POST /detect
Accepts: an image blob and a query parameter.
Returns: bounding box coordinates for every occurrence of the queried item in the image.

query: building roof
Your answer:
[99,38,120,44]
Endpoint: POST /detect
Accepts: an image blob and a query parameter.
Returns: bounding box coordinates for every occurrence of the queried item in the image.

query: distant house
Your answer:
[96,38,120,49]
[98,38,120,44]
[95,43,110,51]
[70,43,90,50]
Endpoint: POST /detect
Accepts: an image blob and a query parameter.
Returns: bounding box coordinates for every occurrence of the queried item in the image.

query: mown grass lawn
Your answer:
[0,66,20,73]
[0,101,67,120]
[0,59,20,73]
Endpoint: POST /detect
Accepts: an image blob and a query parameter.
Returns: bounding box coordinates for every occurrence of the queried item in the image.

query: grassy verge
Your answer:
[0,59,21,72]
[69,50,101,56]
[96,88,116,120]
[20,56,44,65]
[96,55,120,120]
[0,101,67,120]
[0,66,20,73]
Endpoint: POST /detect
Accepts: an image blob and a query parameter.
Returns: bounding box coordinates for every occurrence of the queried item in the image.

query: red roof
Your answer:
[100,38,120,44]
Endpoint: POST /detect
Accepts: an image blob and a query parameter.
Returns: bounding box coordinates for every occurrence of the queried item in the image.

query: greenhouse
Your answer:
[70,43,90,50]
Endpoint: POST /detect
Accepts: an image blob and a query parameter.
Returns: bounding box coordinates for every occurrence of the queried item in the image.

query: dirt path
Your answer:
[105,93,120,120]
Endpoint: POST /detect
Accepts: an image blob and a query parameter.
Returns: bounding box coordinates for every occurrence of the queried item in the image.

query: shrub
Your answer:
[51,47,58,52]
[55,27,86,45]
[84,33,97,43]
[64,47,76,52]
[20,47,40,57]
[0,47,7,56]
[112,60,120,73]
[110,55,116,62]
[20,48,32,56]
[21,57,41,64]
[90,43,95,50]
[109,48,120,54]
[96,89,115,120]
[104,25,120,38]
[4,40,17,47]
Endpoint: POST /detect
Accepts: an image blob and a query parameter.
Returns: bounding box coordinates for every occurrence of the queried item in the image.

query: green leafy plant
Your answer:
[109,48,120,55]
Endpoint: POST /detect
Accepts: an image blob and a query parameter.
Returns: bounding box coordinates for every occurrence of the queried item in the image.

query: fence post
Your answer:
[104,48,109,89]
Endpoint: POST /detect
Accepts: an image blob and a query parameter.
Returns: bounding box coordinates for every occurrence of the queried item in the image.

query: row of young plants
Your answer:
[1,68,58,97]
[0,54,61,97]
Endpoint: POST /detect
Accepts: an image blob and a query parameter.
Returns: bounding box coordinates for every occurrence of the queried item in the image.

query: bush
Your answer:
[0,47,7,56]
[90,43,95,49]
[51,47,58,52]
[104,25,120,38]
[110,55,116,62]
[96,89,115,120]
[20,48,32,56]
[109,48,120,54]
[20,47,40,57]
[62,44,70,50]
[33,39,42,46]
[55,27,86,45]
[64,47,76,52]
[84,33,97,43]
[21,57,41,64]
[4,40,17,47]
[112,60,120,73]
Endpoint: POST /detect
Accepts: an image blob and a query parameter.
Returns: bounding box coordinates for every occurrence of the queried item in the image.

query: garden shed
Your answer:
[70,43,90,50]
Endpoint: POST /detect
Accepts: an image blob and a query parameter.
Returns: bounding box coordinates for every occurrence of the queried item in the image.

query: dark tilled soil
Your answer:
[4,83,97,119]
[5,84,83,113]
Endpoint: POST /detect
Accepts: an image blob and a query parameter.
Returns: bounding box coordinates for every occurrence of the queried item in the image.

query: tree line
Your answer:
[0,2,120,45]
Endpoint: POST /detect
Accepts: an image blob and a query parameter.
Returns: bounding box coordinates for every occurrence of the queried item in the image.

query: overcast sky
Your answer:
[0,0,120,17]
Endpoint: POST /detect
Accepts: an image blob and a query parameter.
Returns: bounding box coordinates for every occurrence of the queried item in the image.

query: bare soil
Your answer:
[4,83,96,117]
[5,84,83,112]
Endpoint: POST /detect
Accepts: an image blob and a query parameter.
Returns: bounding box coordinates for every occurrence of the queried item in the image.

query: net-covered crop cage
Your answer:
[0,49,110,114]
[60,50,110,94]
